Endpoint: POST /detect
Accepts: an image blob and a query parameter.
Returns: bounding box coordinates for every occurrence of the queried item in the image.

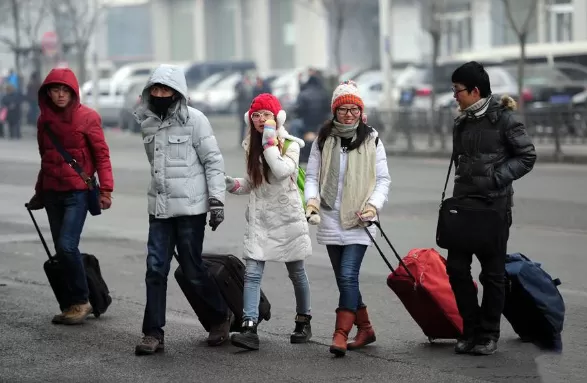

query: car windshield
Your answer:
[194,73,227,91]
[504,66,570,85]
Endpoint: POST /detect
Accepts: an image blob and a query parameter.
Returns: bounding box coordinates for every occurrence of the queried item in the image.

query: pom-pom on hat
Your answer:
[331,80,364,114]
[243,93,286,130]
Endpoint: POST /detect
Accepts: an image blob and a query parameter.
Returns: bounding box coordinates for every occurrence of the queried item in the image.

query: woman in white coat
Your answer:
[304,81,391,357]
[225,93,312,351]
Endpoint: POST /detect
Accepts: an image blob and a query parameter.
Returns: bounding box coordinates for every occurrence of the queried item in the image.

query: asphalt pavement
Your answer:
[0,116,586,383]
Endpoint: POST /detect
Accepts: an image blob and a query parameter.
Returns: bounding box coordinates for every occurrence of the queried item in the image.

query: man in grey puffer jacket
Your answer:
[133,64,231,355]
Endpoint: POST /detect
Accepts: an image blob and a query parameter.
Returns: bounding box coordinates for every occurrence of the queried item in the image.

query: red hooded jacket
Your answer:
[34,68,114,194]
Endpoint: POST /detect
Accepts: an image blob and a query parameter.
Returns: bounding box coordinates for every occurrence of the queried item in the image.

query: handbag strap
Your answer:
[440,153,456,203]
[44,123,95,190]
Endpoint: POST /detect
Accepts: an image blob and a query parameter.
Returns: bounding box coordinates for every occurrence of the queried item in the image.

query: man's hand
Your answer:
[305,198,320,225]
[26,194,44,210]
[100,191,112,210]
[208,197,224,231]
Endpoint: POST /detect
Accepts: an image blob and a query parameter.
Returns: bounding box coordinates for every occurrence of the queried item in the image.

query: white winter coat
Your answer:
[230,128,312,263]
[304,131,391,246]
[134,65,225,218]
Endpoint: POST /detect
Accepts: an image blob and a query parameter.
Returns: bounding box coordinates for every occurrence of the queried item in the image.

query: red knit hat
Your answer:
[244,93,287,129]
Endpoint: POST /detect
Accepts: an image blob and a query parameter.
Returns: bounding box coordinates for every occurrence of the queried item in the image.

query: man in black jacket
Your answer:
[447,61,536,355]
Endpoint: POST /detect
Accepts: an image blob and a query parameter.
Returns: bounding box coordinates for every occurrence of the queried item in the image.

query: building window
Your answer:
[437,4,473,56]
[546,0,573,42]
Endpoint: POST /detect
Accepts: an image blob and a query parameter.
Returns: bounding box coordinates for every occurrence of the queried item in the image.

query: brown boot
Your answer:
[329,309,355,357]
[61,302,93,325]
[347,306,376,350]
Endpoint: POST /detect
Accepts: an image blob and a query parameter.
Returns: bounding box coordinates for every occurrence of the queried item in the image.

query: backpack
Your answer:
[282,139,306,210]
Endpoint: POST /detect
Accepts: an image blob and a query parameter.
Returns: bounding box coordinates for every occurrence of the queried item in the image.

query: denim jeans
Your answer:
[243,259,311,322]
[326,244,367,312]
[43,191,89,306]
[142,214,229,340]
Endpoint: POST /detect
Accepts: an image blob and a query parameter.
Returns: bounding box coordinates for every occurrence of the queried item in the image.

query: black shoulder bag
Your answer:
[44,123,102,216]
[435,154,506,253]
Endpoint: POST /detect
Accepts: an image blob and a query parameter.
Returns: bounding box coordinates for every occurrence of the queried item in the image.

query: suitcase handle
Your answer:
[363,220,417,284]
[25,204,54,261]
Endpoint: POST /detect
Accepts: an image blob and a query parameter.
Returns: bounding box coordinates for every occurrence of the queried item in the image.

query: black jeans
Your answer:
[446,209,512,343]
[142,214,228,340]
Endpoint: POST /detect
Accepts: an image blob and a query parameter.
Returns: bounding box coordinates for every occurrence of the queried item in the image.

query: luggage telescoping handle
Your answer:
[362,220,417,283]
[25,204,54,261]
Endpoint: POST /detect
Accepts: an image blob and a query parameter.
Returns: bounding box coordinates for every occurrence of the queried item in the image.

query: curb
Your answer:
[385,149,587,165]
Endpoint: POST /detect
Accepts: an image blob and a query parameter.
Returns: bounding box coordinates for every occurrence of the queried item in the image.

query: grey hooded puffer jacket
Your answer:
[134,64,225,218]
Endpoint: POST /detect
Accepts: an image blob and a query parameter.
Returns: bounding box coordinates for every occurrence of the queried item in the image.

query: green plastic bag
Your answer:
[282,139,306,210]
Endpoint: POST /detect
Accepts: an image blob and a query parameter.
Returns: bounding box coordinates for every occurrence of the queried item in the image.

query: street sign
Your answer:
[41,31,59,58]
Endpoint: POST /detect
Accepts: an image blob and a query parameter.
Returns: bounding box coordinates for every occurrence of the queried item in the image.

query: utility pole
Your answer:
[378,0,394,136]
[91,0,100,114]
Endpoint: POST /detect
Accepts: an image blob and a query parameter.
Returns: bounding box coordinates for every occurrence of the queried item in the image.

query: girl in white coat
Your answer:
[225,93,312,351]
[304,81,391,357]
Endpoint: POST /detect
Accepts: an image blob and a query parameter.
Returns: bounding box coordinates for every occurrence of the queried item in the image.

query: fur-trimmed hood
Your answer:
[242,126,306,153]
[499,94,517,111]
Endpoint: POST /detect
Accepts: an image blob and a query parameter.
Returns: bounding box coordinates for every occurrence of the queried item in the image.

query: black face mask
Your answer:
[149,95,175,117]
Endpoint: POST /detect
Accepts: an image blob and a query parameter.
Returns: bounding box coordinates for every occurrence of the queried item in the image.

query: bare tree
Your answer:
[419,0,445,150]
[0,0,49,90]
[50,0,104,84]
[501,0,539,117]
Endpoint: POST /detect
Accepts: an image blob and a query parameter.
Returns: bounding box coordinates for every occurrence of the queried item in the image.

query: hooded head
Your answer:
[38,68,80,122]
[134,64,189,123]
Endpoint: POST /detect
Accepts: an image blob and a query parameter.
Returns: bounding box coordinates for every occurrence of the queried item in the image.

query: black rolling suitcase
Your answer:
[174,253,271,332]
[26,205,112,317]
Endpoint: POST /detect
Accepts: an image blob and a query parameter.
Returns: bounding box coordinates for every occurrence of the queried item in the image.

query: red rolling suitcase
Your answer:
[364,221,471,342]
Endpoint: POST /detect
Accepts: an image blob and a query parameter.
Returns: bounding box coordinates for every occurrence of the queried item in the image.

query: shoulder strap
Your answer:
[440,152,456,204]
[44,123,94,189]
[281,139,292,155]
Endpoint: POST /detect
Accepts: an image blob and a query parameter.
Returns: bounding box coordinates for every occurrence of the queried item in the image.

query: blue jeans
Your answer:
[43,191,89,306]
[243,259,311,322]
[142,214,228,339]
[326,245,367,312]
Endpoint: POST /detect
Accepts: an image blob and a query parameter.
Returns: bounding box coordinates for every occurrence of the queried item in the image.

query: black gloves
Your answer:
[208,198,224,231]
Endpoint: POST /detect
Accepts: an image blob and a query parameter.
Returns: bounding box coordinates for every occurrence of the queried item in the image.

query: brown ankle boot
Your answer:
[329,309,355,357]
[61,302,93,325]
[347,306,376,350]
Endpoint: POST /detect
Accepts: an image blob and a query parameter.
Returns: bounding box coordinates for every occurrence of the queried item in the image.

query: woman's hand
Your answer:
[262,119,278,150]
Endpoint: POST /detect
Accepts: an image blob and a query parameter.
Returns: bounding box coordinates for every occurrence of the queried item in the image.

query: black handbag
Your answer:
[435,154,505,253]
[44,124,102,216]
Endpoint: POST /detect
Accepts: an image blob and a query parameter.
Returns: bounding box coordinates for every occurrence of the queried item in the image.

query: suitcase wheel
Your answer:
[428,337,435,343]
[94,312,101,318]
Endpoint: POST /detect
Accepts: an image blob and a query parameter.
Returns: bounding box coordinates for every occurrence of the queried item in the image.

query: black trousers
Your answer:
[446,209,512,342]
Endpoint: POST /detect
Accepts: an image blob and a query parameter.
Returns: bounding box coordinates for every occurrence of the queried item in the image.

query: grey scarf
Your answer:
[320,120,358,209]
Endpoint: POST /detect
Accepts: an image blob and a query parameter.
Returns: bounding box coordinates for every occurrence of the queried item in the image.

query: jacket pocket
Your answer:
[167,135,190,161]
[143,135,155,159]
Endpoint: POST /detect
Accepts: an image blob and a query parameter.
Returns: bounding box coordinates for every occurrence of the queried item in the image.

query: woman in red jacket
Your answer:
[27,68,114,325]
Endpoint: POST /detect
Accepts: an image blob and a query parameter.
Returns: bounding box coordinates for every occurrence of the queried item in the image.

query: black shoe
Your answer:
[471,339,497,355]
[455,337,476,354]
[230,320,259,350]
[290,314,312,344]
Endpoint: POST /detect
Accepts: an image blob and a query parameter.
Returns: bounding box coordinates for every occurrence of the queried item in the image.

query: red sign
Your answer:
[41,31,59,57]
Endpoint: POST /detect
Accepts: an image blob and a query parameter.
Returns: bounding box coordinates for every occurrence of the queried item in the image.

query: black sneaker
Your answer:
[231,320,259,350]
[471,339,497,355]
[455,337,476,354]
[290,314,312,344]
[135,336,164,356]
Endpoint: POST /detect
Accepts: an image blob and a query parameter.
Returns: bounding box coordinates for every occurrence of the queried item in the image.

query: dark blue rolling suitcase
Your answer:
[503,253,565,351]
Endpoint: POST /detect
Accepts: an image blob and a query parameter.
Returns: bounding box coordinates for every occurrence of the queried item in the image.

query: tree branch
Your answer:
[501,0,522,36]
